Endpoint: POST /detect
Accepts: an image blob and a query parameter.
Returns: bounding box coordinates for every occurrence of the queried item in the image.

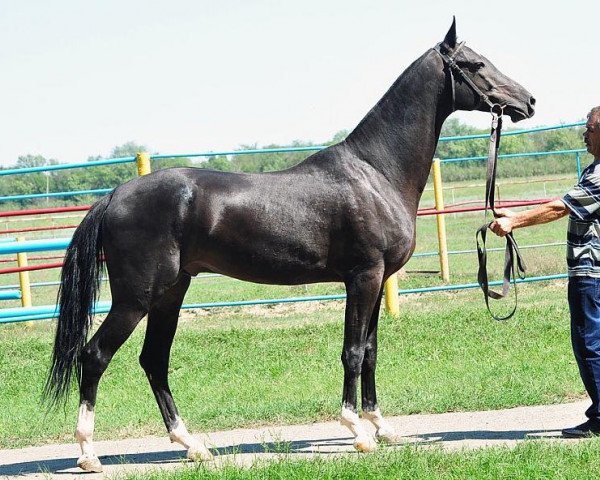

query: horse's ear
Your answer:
[442,17,457,50]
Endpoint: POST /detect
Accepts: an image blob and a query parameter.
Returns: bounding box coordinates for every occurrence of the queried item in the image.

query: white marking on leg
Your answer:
[75,403,102,472]
[363,408,402,443]
[340,407,377,452]
[169,416,213,461]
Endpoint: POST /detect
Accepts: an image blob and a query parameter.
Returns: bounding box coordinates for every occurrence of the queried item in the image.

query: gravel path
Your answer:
[0,400,590,479]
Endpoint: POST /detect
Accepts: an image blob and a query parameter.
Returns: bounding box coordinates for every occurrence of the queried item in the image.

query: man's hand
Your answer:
[490,208,516,237]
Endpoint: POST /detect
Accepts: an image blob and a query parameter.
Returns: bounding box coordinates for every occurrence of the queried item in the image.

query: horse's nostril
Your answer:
[530,96,536,106]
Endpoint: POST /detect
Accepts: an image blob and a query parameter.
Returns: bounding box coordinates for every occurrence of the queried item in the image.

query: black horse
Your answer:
[45,20,534,472]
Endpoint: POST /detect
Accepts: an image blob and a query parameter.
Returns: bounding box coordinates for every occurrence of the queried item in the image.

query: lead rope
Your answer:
[476,110,527,320]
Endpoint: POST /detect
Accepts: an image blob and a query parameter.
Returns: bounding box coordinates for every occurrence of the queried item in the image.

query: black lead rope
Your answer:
[476,112,527,320]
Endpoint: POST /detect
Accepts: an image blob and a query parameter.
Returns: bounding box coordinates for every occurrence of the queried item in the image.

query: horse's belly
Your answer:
[184,239,339,285]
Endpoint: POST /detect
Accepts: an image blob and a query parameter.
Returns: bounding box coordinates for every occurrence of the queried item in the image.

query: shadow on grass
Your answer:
[415,429,561,442]
[0,428,561,476]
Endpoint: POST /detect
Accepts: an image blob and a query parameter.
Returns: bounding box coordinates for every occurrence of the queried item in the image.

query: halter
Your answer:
[433,41,526,320]
[433,42,501,114]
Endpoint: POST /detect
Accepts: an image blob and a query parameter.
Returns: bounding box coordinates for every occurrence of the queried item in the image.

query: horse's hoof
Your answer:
[77,454,103,473]
[353,435,378,452]
[187,446,214,462]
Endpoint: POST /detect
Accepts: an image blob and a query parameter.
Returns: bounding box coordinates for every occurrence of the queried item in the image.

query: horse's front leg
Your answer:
[360,287,402,444]
[340,268,383,452]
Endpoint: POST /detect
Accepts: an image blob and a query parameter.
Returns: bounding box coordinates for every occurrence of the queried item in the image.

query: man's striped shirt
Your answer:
[562,160,600,277]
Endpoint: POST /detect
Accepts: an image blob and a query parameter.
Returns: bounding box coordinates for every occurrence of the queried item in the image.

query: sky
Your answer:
[0,0,598,166]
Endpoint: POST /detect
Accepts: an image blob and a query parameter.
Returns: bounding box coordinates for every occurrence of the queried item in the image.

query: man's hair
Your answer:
[588,106,600,127]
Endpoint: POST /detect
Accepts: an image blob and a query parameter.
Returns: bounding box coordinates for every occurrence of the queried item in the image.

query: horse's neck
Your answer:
[345,50,450,206]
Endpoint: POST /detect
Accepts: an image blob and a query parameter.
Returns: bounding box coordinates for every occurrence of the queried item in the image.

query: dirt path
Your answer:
[0,400,590,479]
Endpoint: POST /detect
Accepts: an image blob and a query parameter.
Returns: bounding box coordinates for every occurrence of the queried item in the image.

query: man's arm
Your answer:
[490,199,570,237]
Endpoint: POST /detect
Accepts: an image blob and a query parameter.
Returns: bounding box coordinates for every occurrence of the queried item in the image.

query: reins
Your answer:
[434,42,527,320]
[475,111,526,320]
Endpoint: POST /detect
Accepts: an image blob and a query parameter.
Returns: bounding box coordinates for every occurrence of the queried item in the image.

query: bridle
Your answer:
[433,42,502,114]
[433,42,526,321]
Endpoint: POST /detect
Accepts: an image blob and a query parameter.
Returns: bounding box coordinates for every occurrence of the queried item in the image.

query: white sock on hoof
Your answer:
[353,434,378,452]
[75,403,102,471]
[169,416,214,462]
[340,406,378,452]
[363,408,402,443]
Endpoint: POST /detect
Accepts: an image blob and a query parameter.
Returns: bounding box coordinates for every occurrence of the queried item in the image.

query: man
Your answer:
[490,106,600,437]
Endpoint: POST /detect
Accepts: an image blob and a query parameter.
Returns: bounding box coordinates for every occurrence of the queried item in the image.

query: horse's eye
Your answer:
[457,61,485,73]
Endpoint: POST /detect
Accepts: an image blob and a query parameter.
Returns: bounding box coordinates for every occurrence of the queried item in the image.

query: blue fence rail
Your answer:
[0,238,71,255]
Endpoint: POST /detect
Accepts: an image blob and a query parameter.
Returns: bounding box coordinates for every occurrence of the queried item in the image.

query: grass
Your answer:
[122,440,600,480]
[0,280,583,449]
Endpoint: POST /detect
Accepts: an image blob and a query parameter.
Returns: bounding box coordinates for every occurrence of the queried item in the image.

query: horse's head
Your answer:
[436,19,535,122]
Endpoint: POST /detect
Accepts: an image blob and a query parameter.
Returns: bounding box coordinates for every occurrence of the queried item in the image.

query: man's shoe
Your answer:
[562,420,600,438]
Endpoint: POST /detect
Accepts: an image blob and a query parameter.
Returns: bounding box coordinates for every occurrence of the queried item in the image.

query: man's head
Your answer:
[584,107,600,159]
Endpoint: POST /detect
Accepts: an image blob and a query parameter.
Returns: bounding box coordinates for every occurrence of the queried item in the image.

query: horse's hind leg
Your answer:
[76,301,147,472]
[139,274,213,462]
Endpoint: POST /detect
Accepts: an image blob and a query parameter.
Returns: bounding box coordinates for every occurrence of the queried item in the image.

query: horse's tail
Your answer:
[43,193,112,407]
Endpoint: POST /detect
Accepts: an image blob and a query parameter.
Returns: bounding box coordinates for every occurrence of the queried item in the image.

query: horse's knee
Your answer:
[341,347,365,376]
[139,350,150,373]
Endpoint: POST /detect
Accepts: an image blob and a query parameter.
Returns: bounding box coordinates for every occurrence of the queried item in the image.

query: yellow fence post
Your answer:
[17,236,32,309]
[135,153,151,325]
[432,158,450,282]
[384,273,400,316]
[136,152,152,176]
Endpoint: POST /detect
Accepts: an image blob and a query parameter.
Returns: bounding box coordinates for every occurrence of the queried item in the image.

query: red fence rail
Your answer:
[0,206,90,218]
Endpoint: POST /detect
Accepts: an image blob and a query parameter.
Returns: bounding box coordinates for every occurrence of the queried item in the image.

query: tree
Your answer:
[201,155,232,172]
[16,154,49,168]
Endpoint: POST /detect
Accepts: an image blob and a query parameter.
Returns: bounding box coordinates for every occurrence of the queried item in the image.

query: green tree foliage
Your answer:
[435,118,487,160]
[230,141,319,172]
[202,155,233,172]
[0,155,59,206]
